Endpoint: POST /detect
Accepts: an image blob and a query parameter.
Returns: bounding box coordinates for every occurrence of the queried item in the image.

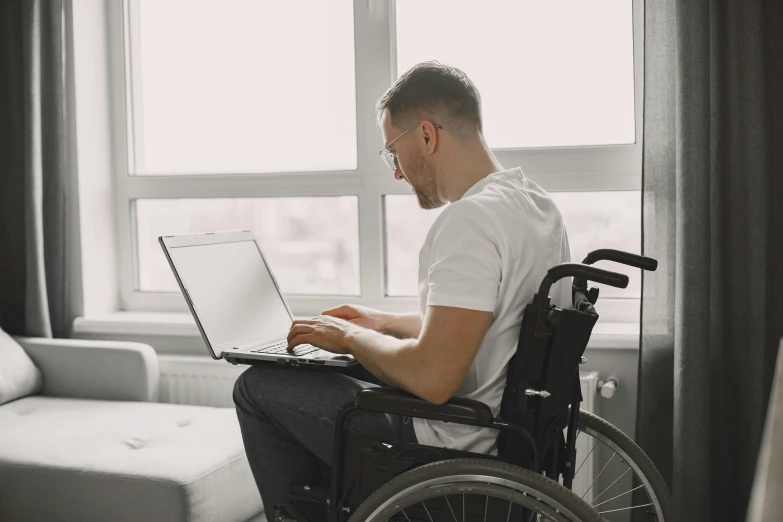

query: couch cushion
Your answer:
[0,328,42,406]
[0,396,263,522]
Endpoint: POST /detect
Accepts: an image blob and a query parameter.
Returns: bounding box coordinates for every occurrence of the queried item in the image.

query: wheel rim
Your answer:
[362,473,586,522]
[570,421,663,520]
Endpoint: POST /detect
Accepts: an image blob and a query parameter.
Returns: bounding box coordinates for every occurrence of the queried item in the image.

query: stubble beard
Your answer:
[410,150,445,210]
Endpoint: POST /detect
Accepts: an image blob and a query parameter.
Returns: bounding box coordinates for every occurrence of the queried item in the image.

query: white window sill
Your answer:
[72,312,640,350]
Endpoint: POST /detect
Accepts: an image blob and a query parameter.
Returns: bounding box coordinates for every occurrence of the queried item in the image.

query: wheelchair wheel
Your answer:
[348,458,603,522]
[570,410,675,521]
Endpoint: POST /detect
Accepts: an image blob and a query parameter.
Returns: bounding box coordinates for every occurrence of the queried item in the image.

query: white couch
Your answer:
[0,335,263,522]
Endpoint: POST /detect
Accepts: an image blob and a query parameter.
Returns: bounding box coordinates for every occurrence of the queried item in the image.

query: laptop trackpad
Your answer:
[311,350,354,362]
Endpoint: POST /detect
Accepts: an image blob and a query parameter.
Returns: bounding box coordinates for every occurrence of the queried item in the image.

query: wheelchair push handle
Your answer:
[537,262,628,300]
[582,249,658,272]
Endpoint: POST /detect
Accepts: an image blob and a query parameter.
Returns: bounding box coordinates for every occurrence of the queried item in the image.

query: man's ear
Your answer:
[421,120,439,153]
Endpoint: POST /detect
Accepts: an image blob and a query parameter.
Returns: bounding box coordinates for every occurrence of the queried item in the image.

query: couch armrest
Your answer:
[13,337,160,402]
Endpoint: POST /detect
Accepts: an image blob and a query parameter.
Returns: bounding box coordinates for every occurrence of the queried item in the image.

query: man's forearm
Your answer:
[346,328,437,402]
[379,311,422,339]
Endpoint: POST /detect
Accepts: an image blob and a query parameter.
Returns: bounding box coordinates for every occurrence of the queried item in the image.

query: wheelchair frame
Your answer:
[289,249,658,522]
[329,389,540,520]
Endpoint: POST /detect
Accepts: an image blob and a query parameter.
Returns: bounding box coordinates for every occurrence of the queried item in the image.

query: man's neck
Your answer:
[441,151,505,203]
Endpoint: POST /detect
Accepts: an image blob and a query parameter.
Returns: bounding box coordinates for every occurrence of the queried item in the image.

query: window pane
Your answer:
[136,197,360,295]
[385,192,641,299]
[384,195,445,296]
[395,0,635,148]
[132,0,356,174]
[551,191,641,298]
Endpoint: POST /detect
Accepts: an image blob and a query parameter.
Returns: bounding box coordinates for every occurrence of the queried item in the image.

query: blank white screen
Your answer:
[169,241,292,352]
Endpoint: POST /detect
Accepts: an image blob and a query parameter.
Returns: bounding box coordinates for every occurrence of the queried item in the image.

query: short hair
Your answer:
[376,61,483,137]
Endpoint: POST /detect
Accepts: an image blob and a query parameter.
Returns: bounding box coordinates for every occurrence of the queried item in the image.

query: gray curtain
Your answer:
[0,0,70,338]
[637,1,783,521]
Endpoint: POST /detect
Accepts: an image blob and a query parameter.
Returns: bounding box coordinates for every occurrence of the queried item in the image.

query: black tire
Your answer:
[577,410,676,521]
[348,458,604,522]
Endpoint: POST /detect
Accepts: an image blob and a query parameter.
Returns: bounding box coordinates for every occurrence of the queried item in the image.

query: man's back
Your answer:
[415,167,571,454]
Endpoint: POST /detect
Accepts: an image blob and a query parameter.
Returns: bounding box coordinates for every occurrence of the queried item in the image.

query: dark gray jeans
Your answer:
[232,363,417,514]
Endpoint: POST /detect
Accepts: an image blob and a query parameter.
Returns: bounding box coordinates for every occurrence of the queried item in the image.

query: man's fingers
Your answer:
[322,305,350,318]
[287,331,316,351]
[287,324,315,344]
[291,318,317,327]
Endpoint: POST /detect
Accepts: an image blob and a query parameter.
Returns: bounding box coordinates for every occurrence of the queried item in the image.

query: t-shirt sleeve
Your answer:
[426,202,501,312]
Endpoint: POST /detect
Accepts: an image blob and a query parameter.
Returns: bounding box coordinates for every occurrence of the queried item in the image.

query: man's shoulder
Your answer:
[441,197,495,219]
[463,175,563,228]
[428,199,498,238]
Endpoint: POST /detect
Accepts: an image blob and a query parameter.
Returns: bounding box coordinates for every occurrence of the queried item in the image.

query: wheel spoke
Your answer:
[598,502,654,515]
[591,484,644,509]
[445,496,458,522]
[422,500,434,522]
[354,449,667,522]
[574,440,598,477]
[582,451,616,499]
[589,467,631,504]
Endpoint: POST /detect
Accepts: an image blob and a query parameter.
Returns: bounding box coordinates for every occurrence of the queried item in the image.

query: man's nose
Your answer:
[394,168,405,181]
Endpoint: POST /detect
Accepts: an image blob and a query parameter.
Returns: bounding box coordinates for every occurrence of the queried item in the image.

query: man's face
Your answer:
[381,110,445,210]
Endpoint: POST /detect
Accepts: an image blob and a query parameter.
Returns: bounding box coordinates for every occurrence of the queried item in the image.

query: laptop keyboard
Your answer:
[249,341,319,356]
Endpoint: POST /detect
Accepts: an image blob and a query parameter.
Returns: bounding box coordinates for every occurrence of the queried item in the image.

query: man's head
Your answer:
[376,61,484,209]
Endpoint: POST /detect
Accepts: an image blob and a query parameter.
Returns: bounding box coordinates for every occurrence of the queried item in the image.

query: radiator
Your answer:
[158,355,249,407]
[573,371,600,503]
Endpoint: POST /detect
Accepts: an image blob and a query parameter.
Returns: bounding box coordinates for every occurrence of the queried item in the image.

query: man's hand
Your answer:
[321,304,388,333]
[323,304,422,339]
[287,315,363,355]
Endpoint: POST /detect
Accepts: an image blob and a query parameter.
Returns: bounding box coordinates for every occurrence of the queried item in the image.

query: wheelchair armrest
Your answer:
[355,388,495,427]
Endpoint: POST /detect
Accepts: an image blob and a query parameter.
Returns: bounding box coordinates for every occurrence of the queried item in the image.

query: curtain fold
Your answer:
[638,1,783,521]
[0,0,69,338]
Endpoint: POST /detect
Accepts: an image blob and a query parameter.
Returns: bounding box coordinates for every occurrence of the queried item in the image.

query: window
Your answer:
[395,0,635,148]
[130,0,356,174]
[135,197,360,295]
[384,195,444,297]
[108,0,643,319]
[551,191,642,298]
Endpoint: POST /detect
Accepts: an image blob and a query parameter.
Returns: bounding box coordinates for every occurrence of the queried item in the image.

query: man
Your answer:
[233,61,571,521]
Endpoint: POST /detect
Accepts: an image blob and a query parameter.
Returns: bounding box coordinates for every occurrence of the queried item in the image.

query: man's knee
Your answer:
[233,365,380,428]
[232,367,255,416]
[233,365,316,415]
[233,365,281,415]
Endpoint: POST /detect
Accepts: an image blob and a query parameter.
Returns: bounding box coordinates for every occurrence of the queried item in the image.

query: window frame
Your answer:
[107,0,644,321]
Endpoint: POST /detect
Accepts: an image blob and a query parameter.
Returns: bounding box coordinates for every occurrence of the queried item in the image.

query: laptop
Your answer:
[159,230,358,368]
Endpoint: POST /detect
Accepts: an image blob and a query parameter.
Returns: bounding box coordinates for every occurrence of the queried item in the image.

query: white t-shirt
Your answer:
[414,167,571,455]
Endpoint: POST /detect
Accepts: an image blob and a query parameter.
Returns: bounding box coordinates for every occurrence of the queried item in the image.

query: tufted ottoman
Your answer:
[0,396,263,521]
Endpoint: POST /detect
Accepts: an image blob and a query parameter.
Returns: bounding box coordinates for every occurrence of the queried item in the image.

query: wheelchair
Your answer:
[284,249,674,522]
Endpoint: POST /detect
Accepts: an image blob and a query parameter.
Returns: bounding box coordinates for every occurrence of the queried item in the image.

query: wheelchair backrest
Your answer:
[497,289,598,469]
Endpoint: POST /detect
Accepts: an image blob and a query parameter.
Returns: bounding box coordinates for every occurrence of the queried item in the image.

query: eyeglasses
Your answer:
[379,122,443,171]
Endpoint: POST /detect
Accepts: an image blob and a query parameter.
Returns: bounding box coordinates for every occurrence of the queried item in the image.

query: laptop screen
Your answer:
[168,239,292,357]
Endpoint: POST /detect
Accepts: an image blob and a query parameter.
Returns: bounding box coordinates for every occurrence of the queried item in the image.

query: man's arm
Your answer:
[322,305,422,339]
[379,311,422,339]
[289,305,491,405]
[292,202,499,402]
